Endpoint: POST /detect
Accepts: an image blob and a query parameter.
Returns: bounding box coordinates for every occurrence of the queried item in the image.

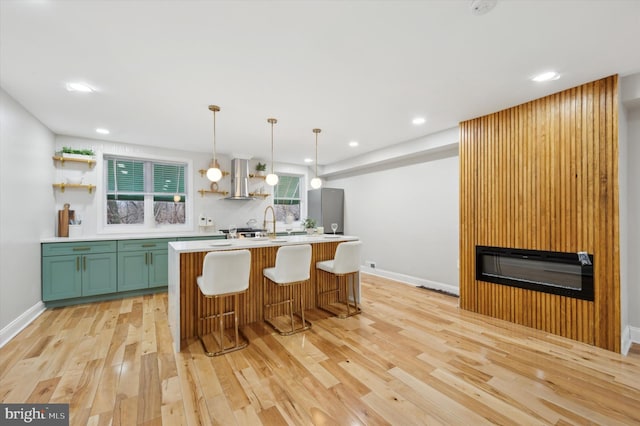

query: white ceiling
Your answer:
[2,0,640,167]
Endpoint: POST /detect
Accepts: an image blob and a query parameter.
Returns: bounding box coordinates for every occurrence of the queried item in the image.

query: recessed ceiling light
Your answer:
[304,158,313,163]
[349,141,359,147]
[96,128,110,135]
[532,71,560,82]
[66,82,94,92]
[470,0,497,16]
[412,117,426,125]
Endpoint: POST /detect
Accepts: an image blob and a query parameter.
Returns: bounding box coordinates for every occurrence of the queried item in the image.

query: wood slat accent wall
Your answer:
[459,75,620,352]
[179,241,341,347]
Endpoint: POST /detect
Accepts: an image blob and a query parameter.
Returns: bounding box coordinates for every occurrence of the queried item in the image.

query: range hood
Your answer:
[225,158,254,200]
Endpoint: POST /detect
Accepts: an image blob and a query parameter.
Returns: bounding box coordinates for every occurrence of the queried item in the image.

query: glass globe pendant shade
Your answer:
[310,177,322,189]
[265,173,279,186]
[206,166,222,182]
[173,194,181,202]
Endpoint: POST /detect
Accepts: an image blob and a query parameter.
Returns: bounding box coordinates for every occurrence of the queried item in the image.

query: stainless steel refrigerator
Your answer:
[307,188,344,234]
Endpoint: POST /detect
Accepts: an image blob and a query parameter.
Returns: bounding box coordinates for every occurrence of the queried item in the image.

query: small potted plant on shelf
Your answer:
[57,146,95,160]
[255,162,267,176]
[303,217,316,235]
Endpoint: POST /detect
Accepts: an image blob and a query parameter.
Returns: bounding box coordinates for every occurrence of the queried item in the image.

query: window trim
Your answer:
[98,152,193,234]
[273,173,306,231]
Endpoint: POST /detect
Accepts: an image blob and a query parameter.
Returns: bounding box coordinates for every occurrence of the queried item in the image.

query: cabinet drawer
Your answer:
[117,238,174,252]
[42,240,117,256]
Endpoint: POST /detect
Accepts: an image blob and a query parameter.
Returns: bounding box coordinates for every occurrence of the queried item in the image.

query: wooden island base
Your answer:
[169,237,359,351]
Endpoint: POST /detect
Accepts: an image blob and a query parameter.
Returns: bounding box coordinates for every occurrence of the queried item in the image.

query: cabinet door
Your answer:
[42,255,82,301]
[82,253,117,296]
[118,251,149,291]
[148,249,169,288]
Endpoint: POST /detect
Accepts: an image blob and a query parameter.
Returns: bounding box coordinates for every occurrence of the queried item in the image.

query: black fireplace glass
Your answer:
[476,246,594,301]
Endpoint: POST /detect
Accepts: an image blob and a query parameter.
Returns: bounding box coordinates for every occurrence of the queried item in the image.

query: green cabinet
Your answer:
[117,239,173,291]
[42,241,117,301]
[42,235,224,306]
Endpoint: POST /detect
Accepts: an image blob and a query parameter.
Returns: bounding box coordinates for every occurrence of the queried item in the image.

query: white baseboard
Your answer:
[622,326,632,355]
[0,301,46,348]
[621,325,640,356]
[360,266,459,296]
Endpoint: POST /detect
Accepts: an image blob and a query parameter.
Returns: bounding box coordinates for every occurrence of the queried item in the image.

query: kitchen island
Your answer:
[168,234,359,352]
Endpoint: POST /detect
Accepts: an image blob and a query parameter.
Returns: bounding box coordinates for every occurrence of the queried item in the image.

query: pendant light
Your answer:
[173,165,181,203]
[265,118,279,186]
[310,128,322,189]
[206,105,223,182]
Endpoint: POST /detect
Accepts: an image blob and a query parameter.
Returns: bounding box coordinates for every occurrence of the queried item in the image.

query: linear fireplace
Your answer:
[476,246,594,301]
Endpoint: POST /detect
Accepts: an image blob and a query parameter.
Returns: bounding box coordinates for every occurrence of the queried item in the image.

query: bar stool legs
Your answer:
[196,292,248,356]
[317,270,361,319]
[263,277,312,335]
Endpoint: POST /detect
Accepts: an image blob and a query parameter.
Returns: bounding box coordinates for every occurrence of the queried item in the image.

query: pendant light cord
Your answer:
[312,128,321,178]
[176,165,180,193]
[212,110,217,164]
[208,105,220,168]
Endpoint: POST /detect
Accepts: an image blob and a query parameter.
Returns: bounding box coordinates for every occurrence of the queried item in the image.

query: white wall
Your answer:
[626,107,640,332]
[0,89,54,343]
[328,146,459,293]
[54,135,300,236]
[619,99,629,353]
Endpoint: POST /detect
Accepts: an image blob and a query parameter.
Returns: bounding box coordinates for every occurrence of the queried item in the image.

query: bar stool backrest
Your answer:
[200,250,251,296]
[332,241,362,274]
[271,244,312,283]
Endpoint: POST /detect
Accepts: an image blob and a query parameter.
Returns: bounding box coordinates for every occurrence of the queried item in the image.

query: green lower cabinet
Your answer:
[42,244,117,302]
[117,251,150,291]
[42,238,171,306]
[117,239,172,291]
[117,249,168,290]
[82,253,118,296]
[148,249,168,288]
[42,255,83,301]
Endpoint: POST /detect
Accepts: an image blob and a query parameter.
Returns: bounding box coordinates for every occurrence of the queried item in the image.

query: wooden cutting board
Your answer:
[57,203,75,237]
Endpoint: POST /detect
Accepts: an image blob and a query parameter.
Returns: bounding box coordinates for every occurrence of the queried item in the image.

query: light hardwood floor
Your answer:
[1,273,639,425]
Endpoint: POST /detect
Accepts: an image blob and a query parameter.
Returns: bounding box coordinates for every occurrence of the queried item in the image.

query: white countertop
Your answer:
[41,231,225,243]
[169,234,358,253]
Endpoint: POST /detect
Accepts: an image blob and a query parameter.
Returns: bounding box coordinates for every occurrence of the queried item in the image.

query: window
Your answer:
[274,174,302,222]
[106,156,187,226]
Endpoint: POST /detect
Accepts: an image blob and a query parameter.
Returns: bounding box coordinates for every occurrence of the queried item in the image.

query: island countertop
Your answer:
[167,234,360,352]
[168,234,358,253]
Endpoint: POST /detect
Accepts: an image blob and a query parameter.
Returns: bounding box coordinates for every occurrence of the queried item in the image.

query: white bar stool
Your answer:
[196,249,251,356]
[263,244,312,335]
[316,241,362,318]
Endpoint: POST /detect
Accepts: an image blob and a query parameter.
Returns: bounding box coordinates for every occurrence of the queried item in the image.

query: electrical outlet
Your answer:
[366,260,376,269]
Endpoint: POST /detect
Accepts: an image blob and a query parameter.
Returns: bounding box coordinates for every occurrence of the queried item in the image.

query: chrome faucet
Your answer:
[263,205,276,239]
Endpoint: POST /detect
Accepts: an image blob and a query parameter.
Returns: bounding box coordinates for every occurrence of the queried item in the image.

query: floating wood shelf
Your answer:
[249,193,270,198]
[198,189,229,197]
[198,169,230,178]
[53,183,96,194]
[249,174,266,179]
[52,156,96,167]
